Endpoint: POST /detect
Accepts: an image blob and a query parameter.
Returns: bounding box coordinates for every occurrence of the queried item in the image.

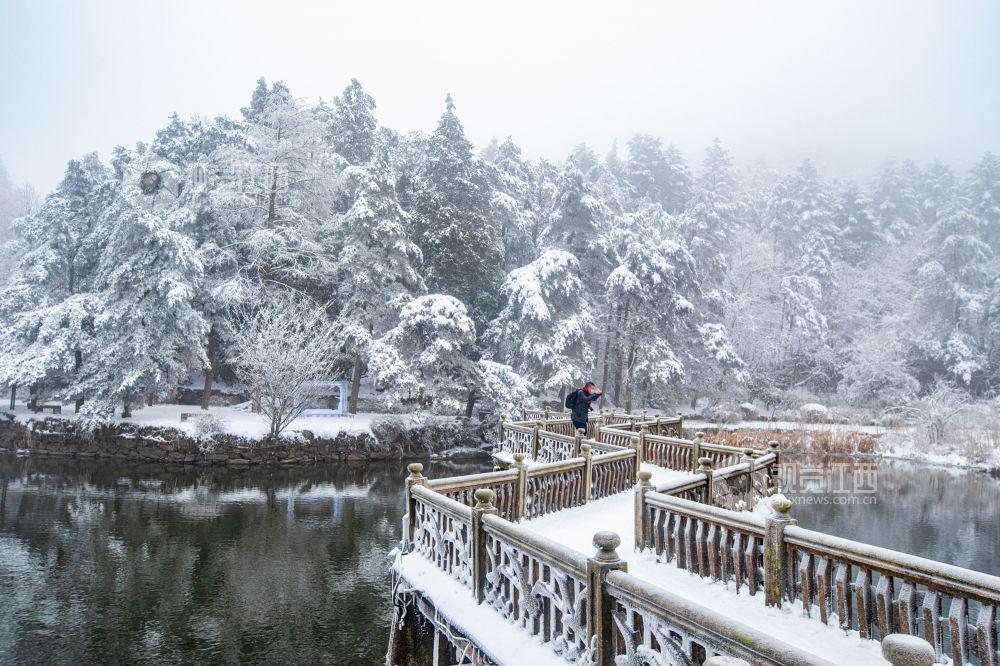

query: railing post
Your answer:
[635,426,648,481]
[764,496,796,607]
[582,442,593,503]
[513,453,527,521]
[628,415,636,432]
[654,415,661,436]
[594,410,605,442]
[676,411,683,437]
[742,448,755,496]
[697,457,714,506]
[574,428,584,457]
[471,488,497,603]
[634,470,653,550]
[692,432,704,472]
[498,414,506,449]
[404,462,427,550]
[587,531,628,666]
[768,440,781,491]
[531,423,540,460]
[881,634,935,666]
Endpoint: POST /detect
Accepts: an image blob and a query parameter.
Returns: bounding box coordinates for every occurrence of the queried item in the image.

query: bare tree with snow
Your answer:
[229,292,336,441]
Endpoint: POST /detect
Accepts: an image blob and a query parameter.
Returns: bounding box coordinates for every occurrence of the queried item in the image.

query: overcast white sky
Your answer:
[1,0,998,193]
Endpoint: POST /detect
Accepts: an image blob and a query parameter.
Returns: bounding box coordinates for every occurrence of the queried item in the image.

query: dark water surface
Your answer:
[0,455,485,665]
[1,453,997,665]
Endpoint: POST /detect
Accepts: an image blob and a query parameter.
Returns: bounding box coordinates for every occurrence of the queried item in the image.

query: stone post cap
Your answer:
[637,470,653,484]
[768,440,779,450]
[694,431,705,441]
[581,442,591,454]
[576,428,586,436]
[500,414,507,422]
[770,495,793,517]
[513,453,526,466]
[743,448,755,457]
[407,462,424,477]
[881,634,935,666]
[639,425,649,433]
[593,531,622,562]
[474,488,496,508]
[697,456,713,469]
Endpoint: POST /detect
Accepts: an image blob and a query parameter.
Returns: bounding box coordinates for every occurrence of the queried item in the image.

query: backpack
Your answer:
[564,390,579,410]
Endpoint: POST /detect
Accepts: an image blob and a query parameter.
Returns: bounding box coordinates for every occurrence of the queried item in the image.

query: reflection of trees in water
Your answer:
[0,454,490,664]
[785,455,1000,575]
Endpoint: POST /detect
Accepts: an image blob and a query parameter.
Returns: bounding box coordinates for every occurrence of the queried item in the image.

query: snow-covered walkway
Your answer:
[522,471,889,665]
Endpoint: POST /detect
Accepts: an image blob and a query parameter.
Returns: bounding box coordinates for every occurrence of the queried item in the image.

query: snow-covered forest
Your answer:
[1,78,998,422]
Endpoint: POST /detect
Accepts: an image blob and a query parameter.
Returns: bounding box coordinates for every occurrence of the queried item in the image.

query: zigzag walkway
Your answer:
[387,411,999,666]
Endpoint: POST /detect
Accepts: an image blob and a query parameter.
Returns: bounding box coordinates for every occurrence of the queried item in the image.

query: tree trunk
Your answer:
[201,326,216,410]
[73,350,84,413]
[599,316,613,408]
[624,335,636,413]
[464,388,477,418]
[8,384,15,411]
[251,389,261,413]
[122,393,132,419]
[348,356,363,414]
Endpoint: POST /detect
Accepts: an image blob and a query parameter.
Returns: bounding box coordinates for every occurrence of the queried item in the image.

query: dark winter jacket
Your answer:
[569,388,601,425]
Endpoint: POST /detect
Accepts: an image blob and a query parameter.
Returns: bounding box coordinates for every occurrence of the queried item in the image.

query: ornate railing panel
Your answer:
[410,485,474,588]
[525,459,587,520]
[642,490,768,595]
[430,470,520,522]
[644,433,695,470]
[537,431,577,464]
[782,526,1000,664]
[591,449,636,500]
[481,515,591,662]
[605,570,832,666]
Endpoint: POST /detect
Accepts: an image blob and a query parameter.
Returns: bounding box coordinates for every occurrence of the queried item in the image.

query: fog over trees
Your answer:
[1,78,998,420]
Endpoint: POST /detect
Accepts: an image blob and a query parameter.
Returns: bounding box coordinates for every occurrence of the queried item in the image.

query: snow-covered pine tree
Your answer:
[486,249,594,394]
[871,157,922,243]
[72,146,207,418]
[966,152,1000,248]
[484,137,536,270]
[152,113,244,409]
[329,78,378,166]
[626,135,691,214]
[413,95,502,328]
[764,159,839,389]
[833,181,881,265]
[911,190,994,390]
[334,145,424,412]
[680,138,741,290]
[368,294,479,412]
[920,159,957,229]
[0,154,111,410]
[212,78,337,303]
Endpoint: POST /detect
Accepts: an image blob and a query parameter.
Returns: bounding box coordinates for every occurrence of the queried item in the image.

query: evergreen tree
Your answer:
[871,157,922,242]
[329,79,378,166]
[486,249,594,393]
[413,95,502,327]
[834,181,881,264]
[0,154,111,407]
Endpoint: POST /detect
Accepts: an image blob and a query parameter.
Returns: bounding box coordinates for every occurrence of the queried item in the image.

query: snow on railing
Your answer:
[635,453,1000,666]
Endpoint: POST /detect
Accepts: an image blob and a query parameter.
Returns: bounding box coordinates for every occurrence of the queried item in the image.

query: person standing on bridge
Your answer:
[566,382,603,434]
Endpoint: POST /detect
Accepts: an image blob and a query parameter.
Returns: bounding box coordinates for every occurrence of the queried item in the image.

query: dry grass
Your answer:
[704,428,880,456]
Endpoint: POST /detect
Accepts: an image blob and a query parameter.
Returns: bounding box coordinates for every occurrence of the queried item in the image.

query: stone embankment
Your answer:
[0,415,488,466]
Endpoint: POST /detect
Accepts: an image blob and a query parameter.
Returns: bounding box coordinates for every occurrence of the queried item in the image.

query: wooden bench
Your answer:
[180,412,208,422]
[39,403,62,414]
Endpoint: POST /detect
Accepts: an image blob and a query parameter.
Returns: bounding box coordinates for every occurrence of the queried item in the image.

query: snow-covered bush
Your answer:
[799,403,830,423]
[192,414,227,447]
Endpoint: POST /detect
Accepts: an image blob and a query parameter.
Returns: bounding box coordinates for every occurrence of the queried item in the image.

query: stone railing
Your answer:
[398,465,835,666]
[635,456,1000,666]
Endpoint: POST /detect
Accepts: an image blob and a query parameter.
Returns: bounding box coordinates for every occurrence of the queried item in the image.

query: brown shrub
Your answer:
[697,428,879,456]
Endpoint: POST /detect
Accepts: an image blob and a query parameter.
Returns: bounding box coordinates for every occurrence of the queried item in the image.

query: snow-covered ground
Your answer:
[521,482,889,665]
[5,402,391,440]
